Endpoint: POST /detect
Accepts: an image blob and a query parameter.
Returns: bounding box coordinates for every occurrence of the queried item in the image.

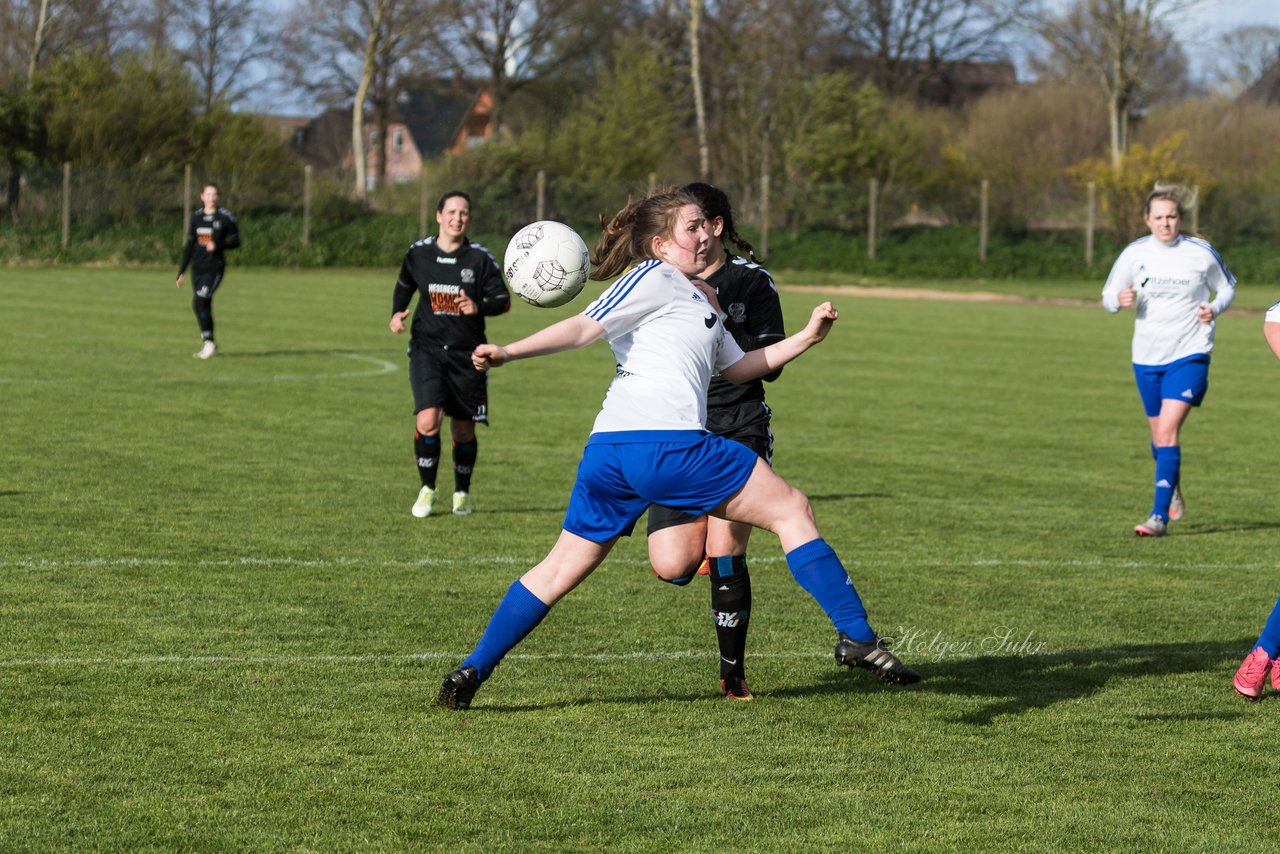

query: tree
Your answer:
[830,0,1028,96]
[1204,24,1280,97]
[174,0,277,112]
[279,0,432,197]
[1029,0,1194,170]
[425,0,610,136]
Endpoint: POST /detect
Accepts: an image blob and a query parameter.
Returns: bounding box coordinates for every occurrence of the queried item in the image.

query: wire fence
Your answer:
[4,163,1277,267]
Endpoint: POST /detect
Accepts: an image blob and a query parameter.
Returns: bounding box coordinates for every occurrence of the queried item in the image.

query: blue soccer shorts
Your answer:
[1133,353,1210,417]
[563,430,759,543]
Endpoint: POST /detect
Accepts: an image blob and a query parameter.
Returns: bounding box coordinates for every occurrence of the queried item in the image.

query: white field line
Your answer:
[2,555,1276,572]
[0,351,397,386]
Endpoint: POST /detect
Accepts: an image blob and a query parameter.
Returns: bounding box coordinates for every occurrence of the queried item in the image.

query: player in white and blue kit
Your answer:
[435,188,919,709]
[1231,298,1280,699]
[1101,186,1235,537]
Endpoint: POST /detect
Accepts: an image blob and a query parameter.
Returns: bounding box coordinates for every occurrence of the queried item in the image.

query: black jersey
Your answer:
[392,236,511,350]
[707,255,785,408]
[178,207,240,275]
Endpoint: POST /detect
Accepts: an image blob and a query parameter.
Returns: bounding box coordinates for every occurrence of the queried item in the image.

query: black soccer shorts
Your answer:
[407,344,490,424]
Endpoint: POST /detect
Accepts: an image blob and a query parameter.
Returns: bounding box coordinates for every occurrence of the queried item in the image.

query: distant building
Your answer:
[278,84,493,185]
[836,57,1018,107]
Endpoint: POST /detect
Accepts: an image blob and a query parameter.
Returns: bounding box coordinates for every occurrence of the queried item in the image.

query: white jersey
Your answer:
[582,260,746,434]
[1266,299,1280,325]
[1102,234,1236,365]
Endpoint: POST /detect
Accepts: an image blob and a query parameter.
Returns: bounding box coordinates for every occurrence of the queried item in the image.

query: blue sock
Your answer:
[785,538,874,642]
[1256,595,1280,658]
[1150,446,1181,521]
[1150,441,1157,461]
[461,580,551,681]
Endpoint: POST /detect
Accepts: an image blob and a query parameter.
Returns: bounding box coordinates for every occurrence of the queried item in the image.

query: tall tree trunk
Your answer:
[353,1,387,200]
[689,0,709,180]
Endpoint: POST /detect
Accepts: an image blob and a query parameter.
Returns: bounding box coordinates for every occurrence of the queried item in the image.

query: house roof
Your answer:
[392,87,482,158]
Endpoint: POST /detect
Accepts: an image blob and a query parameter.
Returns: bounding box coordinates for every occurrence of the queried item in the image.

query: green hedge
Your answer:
[4,213,1278,282]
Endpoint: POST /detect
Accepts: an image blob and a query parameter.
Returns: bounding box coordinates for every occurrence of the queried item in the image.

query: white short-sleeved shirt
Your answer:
[1101,234,1236,366]
[1266,299,1280,325]
[581,260,746,434]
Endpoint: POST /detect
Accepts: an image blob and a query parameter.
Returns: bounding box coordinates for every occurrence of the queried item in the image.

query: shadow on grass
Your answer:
[450,640,1263,716]
[830,638,1259,725]
[1170,521,1280,536]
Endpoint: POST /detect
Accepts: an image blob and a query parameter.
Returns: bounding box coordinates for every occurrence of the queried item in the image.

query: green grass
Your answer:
[3,267,1280,849]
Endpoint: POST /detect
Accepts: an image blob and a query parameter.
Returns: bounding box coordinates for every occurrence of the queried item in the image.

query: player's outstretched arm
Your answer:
[720,302,837,384]
[473,314,606,372]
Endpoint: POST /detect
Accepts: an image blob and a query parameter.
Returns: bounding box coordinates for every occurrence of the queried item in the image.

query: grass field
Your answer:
[3,267,1280,850]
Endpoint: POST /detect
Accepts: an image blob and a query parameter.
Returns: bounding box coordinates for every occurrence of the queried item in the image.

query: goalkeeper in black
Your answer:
[176,182,240,359]
[389,190,511,518]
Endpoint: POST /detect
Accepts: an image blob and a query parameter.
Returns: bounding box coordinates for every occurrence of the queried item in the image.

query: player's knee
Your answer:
[651,559,699,585]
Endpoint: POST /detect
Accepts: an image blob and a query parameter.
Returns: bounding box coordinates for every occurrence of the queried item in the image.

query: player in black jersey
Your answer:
[646,183,785,700]
[390,190,511,518]
[176,183,240,359]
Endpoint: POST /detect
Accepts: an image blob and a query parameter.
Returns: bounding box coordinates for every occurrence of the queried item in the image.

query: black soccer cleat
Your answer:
[436,665,481,710]
[834,633,921,685]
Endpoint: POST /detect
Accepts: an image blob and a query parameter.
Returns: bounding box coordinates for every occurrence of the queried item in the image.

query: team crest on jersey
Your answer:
[461,269,474,284]
[727,302,746,324]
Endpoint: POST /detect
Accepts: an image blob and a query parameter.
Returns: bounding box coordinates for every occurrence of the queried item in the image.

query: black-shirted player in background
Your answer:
[646,182,786,700]
[176,182,240,359]
[390,190,511,518]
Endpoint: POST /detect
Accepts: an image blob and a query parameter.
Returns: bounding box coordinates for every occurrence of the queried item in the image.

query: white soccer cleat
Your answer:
[1168,485,1184,521]
[452,491,474,516]
[193,341,217,359]
[1133,514,1167,537]
[411,486,436,518]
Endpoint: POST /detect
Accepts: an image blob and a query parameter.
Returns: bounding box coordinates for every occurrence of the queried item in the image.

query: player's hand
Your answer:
[472,344,508,372]
[805,301,839,343]
[456,292,479,316]
[1118,285,1136,308]
[175,274,184,288]
[389,310,410,334]
[690,278,723,315]
[1196,302,1214,324]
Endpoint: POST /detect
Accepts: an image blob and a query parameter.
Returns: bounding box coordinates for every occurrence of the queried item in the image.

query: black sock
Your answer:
[453,439,477,493]
[193,295,214,340]
[709,555,751,680]
[415,432,440,489]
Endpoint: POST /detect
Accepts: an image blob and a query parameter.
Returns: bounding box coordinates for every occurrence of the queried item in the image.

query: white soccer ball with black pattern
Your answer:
[503,221,590,308]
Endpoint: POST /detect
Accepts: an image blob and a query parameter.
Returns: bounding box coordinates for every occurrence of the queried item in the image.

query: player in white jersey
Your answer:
[434,188,919,709]
[1232,299,1280,698]
[1101,186,1236,537]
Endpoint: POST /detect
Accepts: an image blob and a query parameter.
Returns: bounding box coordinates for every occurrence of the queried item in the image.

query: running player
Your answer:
[435,187,919,710]
[176,182,240,359]
[390,190,511,518]
[1101,185,1236,537]
[645,182,784,701]
[1231,298,1280,700]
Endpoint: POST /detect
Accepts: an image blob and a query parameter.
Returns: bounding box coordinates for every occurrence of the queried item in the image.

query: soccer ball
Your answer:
[503,221,590,308]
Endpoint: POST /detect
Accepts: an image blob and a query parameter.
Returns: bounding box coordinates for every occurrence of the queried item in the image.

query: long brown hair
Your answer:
[590,187,699,280]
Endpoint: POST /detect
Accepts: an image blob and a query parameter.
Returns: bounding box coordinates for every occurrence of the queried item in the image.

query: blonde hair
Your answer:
[1144,183,1196,217]
[590,187,699,280]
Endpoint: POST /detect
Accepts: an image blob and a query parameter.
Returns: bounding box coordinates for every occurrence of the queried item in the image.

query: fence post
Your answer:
[760,172,770,261]
[536,170,546,221]
[1085,181,1096,266]
[648,172,656,194]
[867,178,877,261]
[302,164,312,249]
[419,171,429,238]
[61,162,71,249]
[979,179,989,262]
[1191,183,1200,235]
[182,164,192,242]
